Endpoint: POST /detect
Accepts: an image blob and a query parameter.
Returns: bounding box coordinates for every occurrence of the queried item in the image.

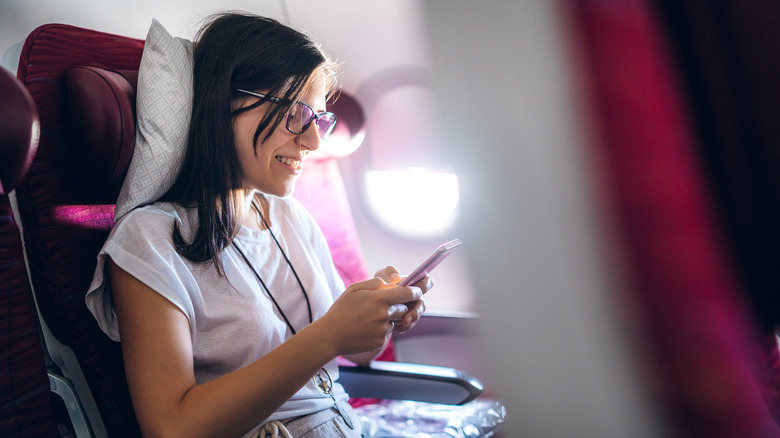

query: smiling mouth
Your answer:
[276,156,302,170]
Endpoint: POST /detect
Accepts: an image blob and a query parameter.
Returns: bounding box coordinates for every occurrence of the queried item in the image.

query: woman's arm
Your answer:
[109,259,420,438]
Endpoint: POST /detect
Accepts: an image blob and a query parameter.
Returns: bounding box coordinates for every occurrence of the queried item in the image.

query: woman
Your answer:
[86,12,429,437]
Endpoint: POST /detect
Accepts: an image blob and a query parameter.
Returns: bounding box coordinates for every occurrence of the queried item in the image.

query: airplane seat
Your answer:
[14,22,494,438]
[0,63,62,438]
[568,0,780,435]
[14,23,144,438]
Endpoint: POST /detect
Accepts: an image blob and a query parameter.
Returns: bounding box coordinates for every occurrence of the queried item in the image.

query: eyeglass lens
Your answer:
[288,103,337,140]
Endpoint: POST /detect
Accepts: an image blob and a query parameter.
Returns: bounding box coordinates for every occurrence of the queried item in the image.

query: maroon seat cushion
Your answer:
[66,66,138,203]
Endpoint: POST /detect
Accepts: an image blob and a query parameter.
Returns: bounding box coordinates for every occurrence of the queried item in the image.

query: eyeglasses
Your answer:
[235,89,337,140]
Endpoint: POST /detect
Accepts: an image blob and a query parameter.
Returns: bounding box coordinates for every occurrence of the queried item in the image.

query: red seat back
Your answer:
[16,23,146,438]
[0,65,60,437]
[569,1,780,435]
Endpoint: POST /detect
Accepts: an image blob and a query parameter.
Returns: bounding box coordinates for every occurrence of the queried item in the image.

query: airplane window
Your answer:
[358,79,460,238]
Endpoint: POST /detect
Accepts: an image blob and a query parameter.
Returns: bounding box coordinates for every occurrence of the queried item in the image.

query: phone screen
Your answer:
[399,239,462,287]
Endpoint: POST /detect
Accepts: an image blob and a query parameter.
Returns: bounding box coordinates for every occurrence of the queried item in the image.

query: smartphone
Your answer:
[399,239,462,287]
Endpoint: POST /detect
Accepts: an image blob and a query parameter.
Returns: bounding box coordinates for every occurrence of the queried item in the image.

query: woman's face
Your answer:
[233,72,326,197]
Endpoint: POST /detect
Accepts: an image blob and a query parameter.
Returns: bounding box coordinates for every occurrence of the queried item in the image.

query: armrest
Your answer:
[48,370,96,438]
[390,311,485,378]
[338,360,484,405]
[392,310,480,339]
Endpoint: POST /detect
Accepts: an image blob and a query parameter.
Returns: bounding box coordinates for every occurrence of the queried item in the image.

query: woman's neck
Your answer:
[238,190,271,231]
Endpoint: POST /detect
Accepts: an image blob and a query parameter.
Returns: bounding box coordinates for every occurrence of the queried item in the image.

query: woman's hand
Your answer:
[316,276,422,356]
[318,266,434,366]
[373,266,433,333]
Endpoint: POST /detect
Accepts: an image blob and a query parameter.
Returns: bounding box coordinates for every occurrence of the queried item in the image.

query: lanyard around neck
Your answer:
[232,199,313,334]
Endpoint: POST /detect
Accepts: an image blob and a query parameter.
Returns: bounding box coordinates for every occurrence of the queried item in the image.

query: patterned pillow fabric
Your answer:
[114,19,192,220]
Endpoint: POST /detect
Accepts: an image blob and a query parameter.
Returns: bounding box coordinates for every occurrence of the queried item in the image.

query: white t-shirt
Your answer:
[85,196,349,423]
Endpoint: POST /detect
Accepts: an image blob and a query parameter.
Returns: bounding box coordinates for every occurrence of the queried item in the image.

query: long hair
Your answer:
[159,12,338,274]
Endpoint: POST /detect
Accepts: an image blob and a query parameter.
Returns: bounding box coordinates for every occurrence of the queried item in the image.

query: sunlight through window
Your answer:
[365,168,459,238]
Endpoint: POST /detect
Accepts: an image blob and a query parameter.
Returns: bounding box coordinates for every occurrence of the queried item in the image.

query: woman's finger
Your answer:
[394,297,426,333]
[412,275,434,294]
[374,265,401,284]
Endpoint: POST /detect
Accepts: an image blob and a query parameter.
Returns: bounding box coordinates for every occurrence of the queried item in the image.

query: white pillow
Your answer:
[114,19,193,220]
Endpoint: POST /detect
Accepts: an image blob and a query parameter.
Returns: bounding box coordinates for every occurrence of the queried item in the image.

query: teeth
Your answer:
[276,156,301,168]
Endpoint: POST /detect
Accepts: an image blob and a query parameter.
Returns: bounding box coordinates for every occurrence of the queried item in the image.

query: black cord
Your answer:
[232,199,313,334]
[253,200,313,324]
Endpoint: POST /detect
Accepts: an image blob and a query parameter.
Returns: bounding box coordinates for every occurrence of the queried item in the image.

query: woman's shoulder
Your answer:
[113,202,195,240]
[119,202,176,226]
[269,195,317,227]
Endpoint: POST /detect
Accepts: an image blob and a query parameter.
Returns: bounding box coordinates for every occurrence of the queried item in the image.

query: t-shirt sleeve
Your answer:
[85,207,197,341]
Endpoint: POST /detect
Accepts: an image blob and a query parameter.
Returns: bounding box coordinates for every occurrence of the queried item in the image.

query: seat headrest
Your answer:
[320,91,365,158]
[66,66,138,203]
[0,67,39,195]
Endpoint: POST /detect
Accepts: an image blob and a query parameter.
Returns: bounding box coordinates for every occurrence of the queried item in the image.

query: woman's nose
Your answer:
[299,122,322,151]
